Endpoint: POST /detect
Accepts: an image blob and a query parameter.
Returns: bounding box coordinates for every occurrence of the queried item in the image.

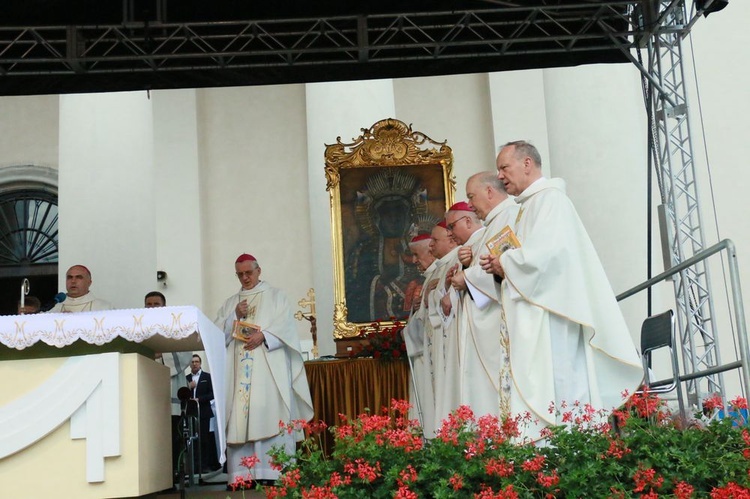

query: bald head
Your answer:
[429,224,457,259]
[66,265,92,298]
[466,171,509,221]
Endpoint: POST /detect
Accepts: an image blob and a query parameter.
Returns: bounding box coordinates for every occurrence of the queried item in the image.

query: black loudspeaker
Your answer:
[696,0,729,17]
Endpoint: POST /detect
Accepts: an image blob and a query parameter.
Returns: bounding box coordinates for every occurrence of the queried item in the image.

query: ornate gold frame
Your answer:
[325,118,455,338]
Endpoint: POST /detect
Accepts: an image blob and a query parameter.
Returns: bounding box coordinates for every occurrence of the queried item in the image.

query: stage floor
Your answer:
[154,482,264,498]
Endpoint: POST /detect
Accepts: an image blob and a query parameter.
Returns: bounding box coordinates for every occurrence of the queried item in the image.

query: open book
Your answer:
[485,225,521,257]
[232,320,261,341]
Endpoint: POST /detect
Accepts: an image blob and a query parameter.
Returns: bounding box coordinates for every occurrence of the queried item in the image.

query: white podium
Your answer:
[0,306,226,499]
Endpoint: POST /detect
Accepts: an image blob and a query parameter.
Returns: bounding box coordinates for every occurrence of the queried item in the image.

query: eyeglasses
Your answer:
[235,270,256,278]
[446,216,470,231]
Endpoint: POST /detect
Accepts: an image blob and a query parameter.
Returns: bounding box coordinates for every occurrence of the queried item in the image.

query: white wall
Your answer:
[0,94,59,169]
[489,70,551,175]
[197,84,314,339]
[58,92,156,308]
[394,73,496,194]
[680,4,750,398]
[542,62,650,337]
[152,89,205,308]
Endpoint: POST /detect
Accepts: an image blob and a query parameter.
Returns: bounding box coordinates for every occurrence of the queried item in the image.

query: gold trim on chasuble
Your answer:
[235,293,263,416]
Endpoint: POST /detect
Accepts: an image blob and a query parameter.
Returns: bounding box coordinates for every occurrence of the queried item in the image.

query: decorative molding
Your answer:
[0,164,58,194]
[324,118,454,191]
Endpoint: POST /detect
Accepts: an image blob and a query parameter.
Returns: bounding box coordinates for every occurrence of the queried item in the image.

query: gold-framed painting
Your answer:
[325,118,455,339]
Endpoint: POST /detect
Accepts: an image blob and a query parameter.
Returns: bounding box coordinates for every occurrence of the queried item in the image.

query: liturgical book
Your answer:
[485,225,521,257]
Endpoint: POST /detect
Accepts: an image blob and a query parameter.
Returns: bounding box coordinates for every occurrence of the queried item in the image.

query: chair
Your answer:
[640,310,686,419]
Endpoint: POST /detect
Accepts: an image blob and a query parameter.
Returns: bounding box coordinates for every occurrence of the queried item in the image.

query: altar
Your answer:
[0,306,226,499]
[304,357,409,455]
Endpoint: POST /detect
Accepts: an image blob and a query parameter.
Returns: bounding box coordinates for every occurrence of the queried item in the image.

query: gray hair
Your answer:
[502,140,542,168]
[471,170,507,193]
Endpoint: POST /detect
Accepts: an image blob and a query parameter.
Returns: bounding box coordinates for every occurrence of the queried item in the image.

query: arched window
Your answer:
[0,189,58,266]
[0,166,59,314]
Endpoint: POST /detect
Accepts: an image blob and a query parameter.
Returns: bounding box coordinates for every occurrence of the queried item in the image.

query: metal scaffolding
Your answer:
[0,2,639,94]
[635,1,724,408]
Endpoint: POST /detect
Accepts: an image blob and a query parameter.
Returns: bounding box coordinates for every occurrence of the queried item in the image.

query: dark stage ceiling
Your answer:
[0,1,693,96]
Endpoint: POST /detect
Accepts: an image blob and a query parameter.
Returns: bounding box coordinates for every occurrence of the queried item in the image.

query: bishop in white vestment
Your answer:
[403,234,437,434]
[459,173,520,419]
[215,253,314,482]
[484,141,643,440]
[425,220,460,431]
[439,202,486,422]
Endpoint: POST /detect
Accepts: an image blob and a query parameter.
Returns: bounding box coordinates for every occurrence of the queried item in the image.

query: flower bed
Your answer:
[233,391,750,498]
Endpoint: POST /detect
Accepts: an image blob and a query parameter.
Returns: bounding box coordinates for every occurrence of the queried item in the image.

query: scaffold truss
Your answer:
[637,0,725,408]
[0,1,641,94]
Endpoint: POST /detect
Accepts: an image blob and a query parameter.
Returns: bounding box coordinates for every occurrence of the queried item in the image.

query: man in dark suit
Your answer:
[186,354,220,473]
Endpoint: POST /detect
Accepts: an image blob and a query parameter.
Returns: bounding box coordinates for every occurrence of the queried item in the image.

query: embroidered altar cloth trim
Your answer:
[0,305,209,351]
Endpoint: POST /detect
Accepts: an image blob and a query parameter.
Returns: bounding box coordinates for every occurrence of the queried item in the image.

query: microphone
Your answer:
[177,386,192,402]
[178,386,198,417]
[42,292,67,312]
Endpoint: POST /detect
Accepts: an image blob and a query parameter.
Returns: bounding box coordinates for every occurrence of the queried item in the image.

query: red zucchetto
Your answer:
[448,201,473,212]
[437,219,448,229]
[235,253,257,263]
[410,234,431,243]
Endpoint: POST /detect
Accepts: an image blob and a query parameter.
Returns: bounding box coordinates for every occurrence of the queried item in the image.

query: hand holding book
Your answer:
[232,320,261,342]
[485,225,521,257]
[481,225,521,278]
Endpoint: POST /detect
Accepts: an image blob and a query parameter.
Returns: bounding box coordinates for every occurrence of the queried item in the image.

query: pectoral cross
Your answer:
[294,288,318,359]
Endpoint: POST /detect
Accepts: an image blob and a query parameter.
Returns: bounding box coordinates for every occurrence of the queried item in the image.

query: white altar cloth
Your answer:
[0,305,227,464]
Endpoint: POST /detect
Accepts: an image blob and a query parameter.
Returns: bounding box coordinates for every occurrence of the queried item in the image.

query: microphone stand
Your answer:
[176,387,198,497]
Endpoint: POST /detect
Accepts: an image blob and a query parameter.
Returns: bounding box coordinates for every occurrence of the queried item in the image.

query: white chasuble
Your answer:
[215,281,314,480]
[500,178,643,440]
[227,291,263,443]
[404,261,438,436]
[48,293,113,313]
[461,198,520,419]
[426,246,460,430]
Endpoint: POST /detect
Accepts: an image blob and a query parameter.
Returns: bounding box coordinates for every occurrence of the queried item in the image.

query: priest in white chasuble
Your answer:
[483,141,643,440]
[424,220,459,431]
[452,173,520,420]
[215,253,314,483]
[402,234,437,435]
[48,265,113,312]
[438,202,485,423]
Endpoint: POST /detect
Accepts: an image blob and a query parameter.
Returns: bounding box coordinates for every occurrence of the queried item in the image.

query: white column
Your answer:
[488,69,552,176]
[393,73,496,198]
[305,80,396,356]
[542,64,648,337]
[58,92,155,308]
[151,89,204,309]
